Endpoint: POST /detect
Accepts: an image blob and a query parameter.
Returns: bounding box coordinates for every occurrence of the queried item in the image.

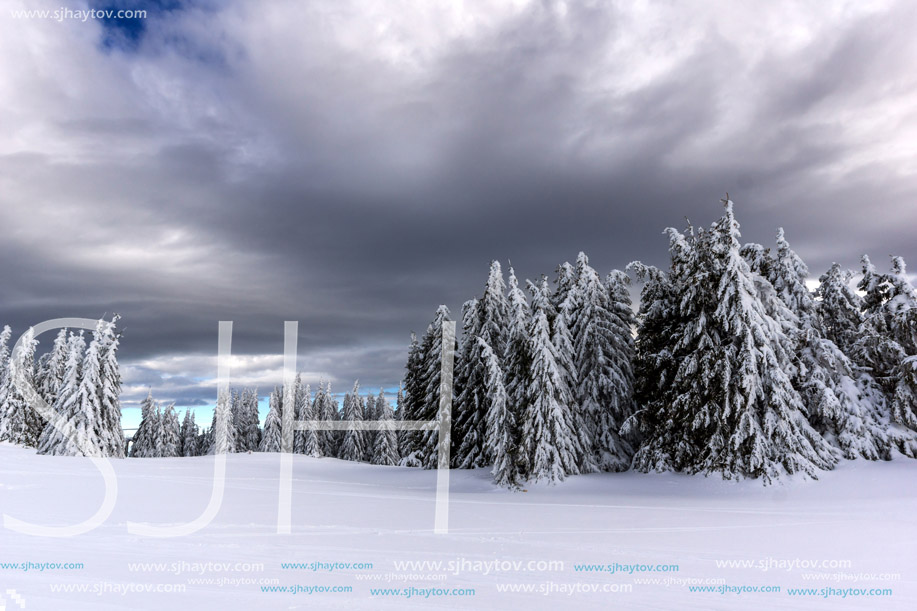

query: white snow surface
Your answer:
[0,442,914,610]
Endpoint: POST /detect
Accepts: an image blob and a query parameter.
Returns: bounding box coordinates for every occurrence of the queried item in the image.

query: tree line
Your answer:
[1,198,914,486]
[129,379,399,466]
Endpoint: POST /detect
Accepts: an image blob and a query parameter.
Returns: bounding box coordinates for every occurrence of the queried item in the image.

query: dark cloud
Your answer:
[1,0,915,410]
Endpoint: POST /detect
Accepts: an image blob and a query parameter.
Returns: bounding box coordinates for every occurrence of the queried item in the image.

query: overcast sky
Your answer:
[2,0,916,422]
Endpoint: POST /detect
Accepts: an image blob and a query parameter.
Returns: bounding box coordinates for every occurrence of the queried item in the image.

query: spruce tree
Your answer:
[761,230,894,460]
[0,326,14,436]
[300,383,322,457]
[294,381,314,454]
[454,260,510,469]
[231,388,262,452]
[362,390,377,462]
[605,269,639,455]
[36,332,89,456]
[211,386,236,455]
[503,267,532,475]
[130,390,158,457]
[37,329,69,407]
[399,332,424,465]
[856,255,917,433]
[314,381,339,457]
[196,427,210,455]
[395,384,404,421]
[230,389,247,451]
[452,298,484,467]
[180,409,200,457]
[519,281,582,482]
[413,306,454,469]
[816,263,864,353]
[259,387,283,452]
[552,258,594,471]
[626,260,675,449]
[371,389,399,466]
[629,200,836,481]
[0,328,43,447]
[814,263,916,458]
[246,388,263,450]
[160,403,182,457]
[480,337,519,488]
[71,325,107,455]
[339,381,366,462]
[96,316,126,458]
[149,404,165,457]
[552,261,577,317]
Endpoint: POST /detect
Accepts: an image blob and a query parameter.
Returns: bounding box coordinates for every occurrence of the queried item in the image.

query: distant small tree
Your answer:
[259,387,283,453]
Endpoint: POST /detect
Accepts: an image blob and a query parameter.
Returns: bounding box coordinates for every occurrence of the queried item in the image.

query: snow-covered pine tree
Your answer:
[395,384,404,421]
[881,257,917,348]
[246,388,263,451]
[148,404,165,457]
[480,261,509,359]
[452,298,483,468]
[159,403,182,457]
[629,200,837,481]
[211,386,236,455]
[413,306,454,469]
[454,259,510,469]
[230,389,247,451]
[201,422,213,454]
[760,230,894,460]
[625,218,701,454]
[0,327,43,447]
[479,337,519,488]
[362,390,377,462]
[180,409,200,457]
[856,255,917,433]
[552,261,577,317]
[293,381,311,454]
[399,332,424,465]
[196,427,210,455]
[314,381,339,457]
[67,324,109,456]
[629,227,697,467]
[604,269,639,458]
[538,275,588,472]
[366,391,380,421]
[37,328,69,407]
[519,279,582,483]
[339,381,366,462]
[95,316,126,457]
[852,257,901,391]
[503,267,532,474]
[355,391,366,454]
[551,258,594,472]
[0,326,13,435]
[816,263,864,354]
[557,253,638,473]
[230,388,260,452]
[298,383,322,457]
[371,389,399,466]
[259,386,283,452]
[129,390,158,457]
[624,259,679,453]
[36,331,89,456]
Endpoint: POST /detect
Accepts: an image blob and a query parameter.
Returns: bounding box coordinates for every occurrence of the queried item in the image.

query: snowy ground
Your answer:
[0,443,914,610]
